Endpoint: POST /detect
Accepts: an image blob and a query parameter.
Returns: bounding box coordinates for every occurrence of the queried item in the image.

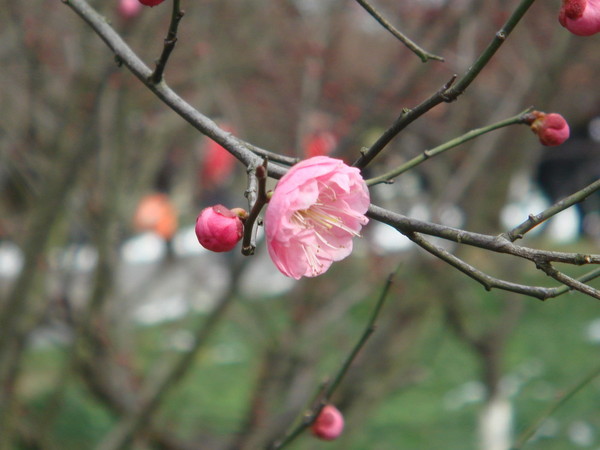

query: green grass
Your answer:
[18,266,600,449]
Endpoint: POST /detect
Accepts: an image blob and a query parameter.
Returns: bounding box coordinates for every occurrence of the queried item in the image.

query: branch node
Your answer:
[241,159,269,256]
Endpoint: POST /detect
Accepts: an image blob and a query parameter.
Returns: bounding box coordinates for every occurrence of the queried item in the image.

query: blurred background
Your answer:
[1,0,600,449]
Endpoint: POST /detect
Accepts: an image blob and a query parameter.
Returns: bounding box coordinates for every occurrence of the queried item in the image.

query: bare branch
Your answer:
[366,108,532,186]
[150,0,184,84]
[354,0,444,62]
[352,0,538,170]
[503,178,600,242]
[61,0,287,179]
[368,204,600,266]
[536,262,600,300]
[242,159,269,256]
[406,232,560,300]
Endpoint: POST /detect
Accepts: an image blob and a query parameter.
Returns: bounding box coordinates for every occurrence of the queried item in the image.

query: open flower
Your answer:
[526,111,570,146]
[264,156,369,279]
[311,405,345,441]
[559,0,600,36]
[195,205,244,252]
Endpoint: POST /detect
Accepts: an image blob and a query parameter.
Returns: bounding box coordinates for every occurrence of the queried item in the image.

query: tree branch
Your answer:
[352,0,538,170]
[61,0,287,179]
[406,232,561,300]
[368,203,600,300]
[242,159,269,256]
[366,108,532,186]
[503,178,600,242]
[354,0,444,62]
[368,204,600,266]
[150,0,184,84]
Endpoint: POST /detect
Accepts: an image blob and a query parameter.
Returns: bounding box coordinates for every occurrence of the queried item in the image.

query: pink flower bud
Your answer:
[527,111,570,146]
[118,0,142,19]
[195,205,244,252]
[138,0,166,7]
[311,405,344,441]
[559,0,600,36]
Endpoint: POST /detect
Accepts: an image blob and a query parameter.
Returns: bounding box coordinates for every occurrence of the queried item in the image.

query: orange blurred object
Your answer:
[133,193,178,240]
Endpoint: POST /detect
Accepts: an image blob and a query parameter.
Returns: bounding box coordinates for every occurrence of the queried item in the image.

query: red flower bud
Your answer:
[527,111,570,146]
[559,0,600,36]
[311,405,344,441]
[138,0,166,7]
[195,205,244,252]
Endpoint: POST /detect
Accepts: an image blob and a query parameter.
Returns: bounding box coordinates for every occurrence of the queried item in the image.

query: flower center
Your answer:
[291,202,363,275]
[293,203,361,238]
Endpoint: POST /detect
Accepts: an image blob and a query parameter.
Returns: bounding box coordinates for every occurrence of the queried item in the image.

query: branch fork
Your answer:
[242,158,270,256]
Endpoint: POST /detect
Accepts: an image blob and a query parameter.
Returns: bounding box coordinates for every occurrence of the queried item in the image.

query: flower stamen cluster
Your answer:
[291,202,363,275]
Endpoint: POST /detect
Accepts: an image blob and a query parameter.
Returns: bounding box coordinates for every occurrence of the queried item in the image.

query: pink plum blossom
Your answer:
[559,0,600,36]
[527,111,570,146]
[311,405,345,441]
[195,205,244,252]
[118,0,142,19]
[264,156,370,279]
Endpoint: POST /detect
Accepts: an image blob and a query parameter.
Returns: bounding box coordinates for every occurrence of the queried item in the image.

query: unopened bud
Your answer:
[559,0,600,36]
[311,405,344,441]
[526,111,570,146]
[195,205,244,252]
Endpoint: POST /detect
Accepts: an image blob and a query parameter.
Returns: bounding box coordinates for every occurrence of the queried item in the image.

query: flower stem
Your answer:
[366,108,532,186]
[150,0,184,84]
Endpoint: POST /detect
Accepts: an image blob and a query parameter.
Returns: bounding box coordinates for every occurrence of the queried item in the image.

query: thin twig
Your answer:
[366,108,532,186]
[245,143,299,166]
[353,0,537,170]
[269,269,397,449]
[150,0,184,84]
[406,232,559,300]
[503,178,600,242]
[536,261,600,300]
[512,362,600,449]
[354,0,443,62]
